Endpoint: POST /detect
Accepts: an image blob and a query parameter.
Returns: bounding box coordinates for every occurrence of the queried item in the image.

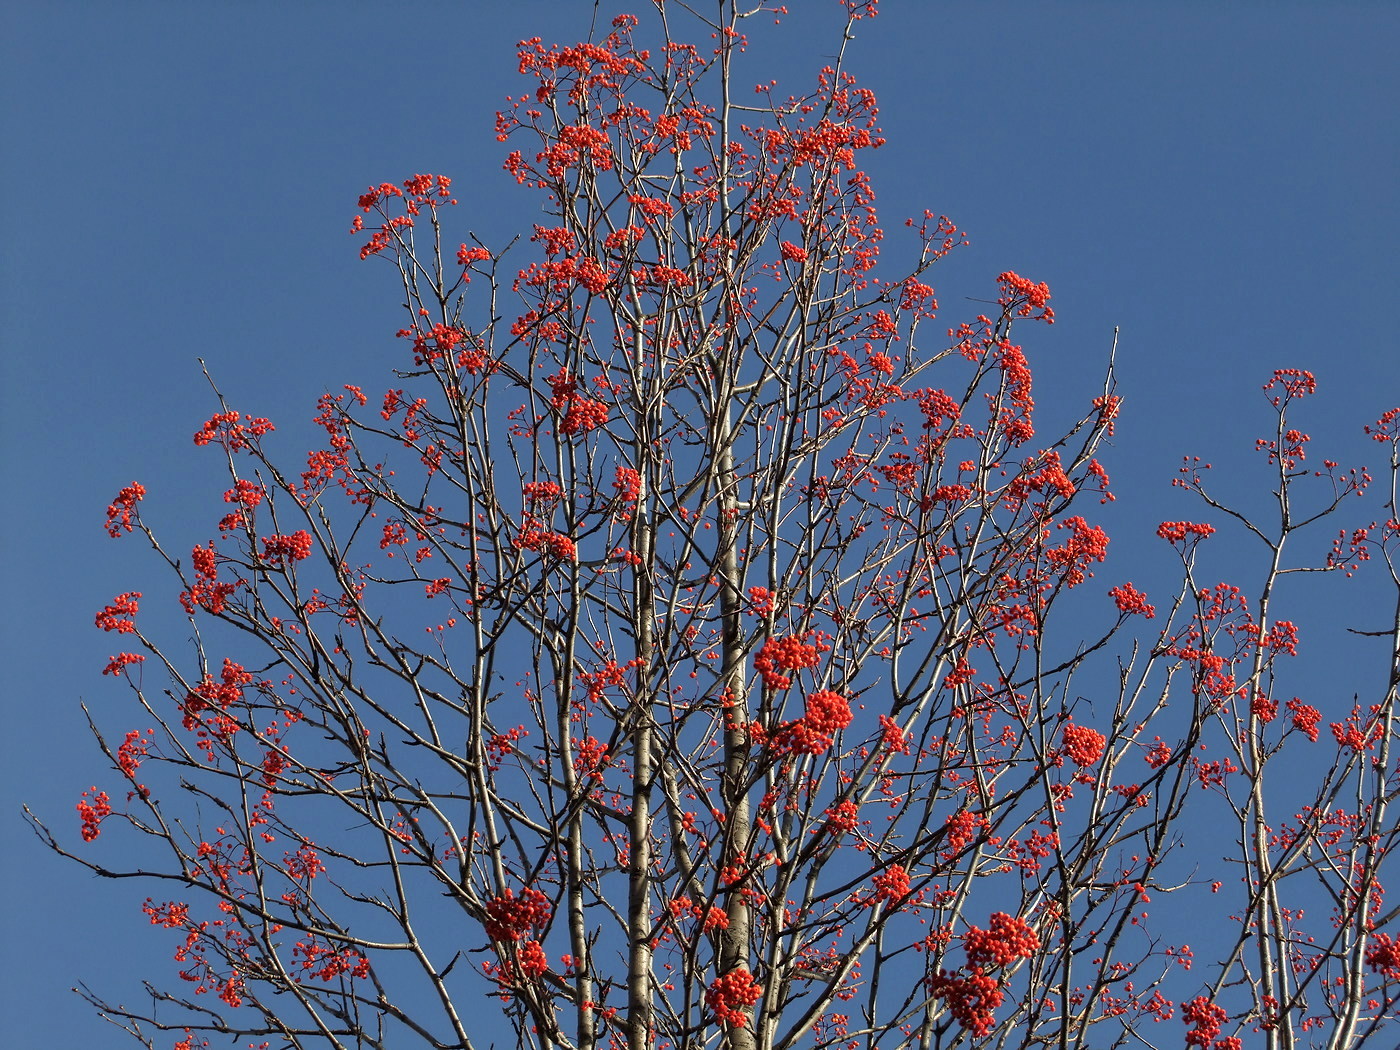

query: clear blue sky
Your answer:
[4,3,1397,1047]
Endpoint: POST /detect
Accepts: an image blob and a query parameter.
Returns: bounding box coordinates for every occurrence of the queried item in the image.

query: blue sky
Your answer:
[4,2,1397,1047]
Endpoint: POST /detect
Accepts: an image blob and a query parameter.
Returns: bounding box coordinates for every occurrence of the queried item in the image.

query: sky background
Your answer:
[4,2,1398,1047]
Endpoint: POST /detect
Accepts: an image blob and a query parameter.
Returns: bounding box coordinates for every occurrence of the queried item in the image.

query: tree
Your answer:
[29,2,1399,1048]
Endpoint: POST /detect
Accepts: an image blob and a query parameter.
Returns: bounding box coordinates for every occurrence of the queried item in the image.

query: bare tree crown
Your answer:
[34,4,1400,1049]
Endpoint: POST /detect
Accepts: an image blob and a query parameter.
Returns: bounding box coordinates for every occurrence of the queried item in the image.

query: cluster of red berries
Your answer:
[963,913,1038,969]
[770,690,853,756]
[754,635,824,690]
[996,270,1054,322]
[706,967,762,1028]
[1061,724,1106,767]
[547,369,610,436]
[192,410,274,452]
[76,788,112,842]
[1365,932,1400,979]
[1181,995,1234,1048]
[95,592,142,634]
[819,800,859,838]
[515,939,549,980]
[612,466,642,503]
[869,863,911,906]
[1156,520,1215,544]
[260,531,313,566]
[1108,582,1155,618]
[928,967,1004,1037]
[516,516,578,561]
[104,481,146,536]
[484,887,551,943]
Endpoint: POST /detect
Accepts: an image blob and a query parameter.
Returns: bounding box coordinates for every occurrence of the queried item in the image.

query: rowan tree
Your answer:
[31,2,1399,1049]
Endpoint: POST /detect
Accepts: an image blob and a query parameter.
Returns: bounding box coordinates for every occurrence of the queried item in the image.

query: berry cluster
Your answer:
[771,689,853,755]
[192,410,274,452]
[1181,995,1236,1048]
[76,788,112,842]
[1108,581,1155,618]
[1156,520,1215,545]
[484,887,552,943]
[1365,933,1400,980]
[706,967,762,1028]
[997,270,1054,322]
[104,482,146,537]
[1061,724,1106,768]
[928,968,1004,1037]
[547,368,609,435]
[753,635,825,690]
[869,863,911,906]
[260,531,313,567]
[95,592,141,634]
[515,516,577,561]
[963,913,1038,968]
